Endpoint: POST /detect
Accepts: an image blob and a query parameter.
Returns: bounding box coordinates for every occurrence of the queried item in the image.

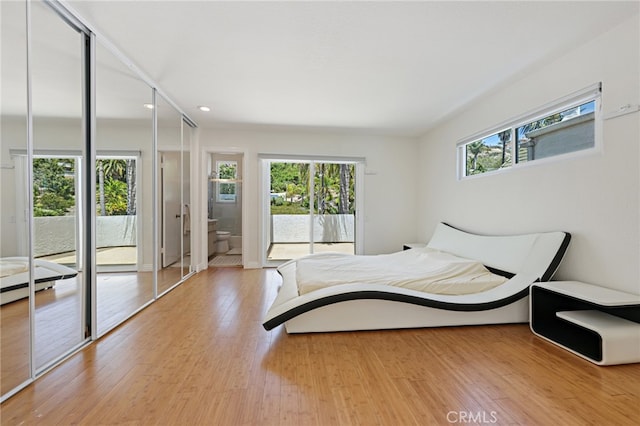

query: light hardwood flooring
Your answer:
[1,268,639,425]
[1,267,184,396]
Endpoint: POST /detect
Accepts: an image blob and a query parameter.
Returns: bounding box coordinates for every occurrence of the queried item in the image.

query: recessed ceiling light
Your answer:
[198,106,211,112]
[143,103,154,109]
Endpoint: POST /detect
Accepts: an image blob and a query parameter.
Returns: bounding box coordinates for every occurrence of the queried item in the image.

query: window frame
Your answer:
[457,83,602,180]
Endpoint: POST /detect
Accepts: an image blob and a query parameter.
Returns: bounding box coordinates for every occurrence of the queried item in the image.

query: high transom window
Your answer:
[458,83,601,179]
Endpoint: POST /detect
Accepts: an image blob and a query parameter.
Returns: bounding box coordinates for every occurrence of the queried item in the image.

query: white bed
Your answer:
[0,257,78,305]
[263,223,571,333]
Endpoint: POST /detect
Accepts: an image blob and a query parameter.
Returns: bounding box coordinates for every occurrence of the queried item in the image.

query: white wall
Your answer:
[1,117,28,257]
[418,16,640,294]
[198,128,419,268]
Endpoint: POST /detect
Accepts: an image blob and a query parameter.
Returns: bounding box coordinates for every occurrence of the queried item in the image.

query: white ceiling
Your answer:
[35,1,640,136]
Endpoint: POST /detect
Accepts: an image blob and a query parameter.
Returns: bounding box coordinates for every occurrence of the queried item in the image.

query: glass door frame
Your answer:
[259,155,365,267]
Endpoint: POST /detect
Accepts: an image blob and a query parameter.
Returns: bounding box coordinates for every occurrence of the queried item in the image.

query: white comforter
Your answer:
[295,247,508,296]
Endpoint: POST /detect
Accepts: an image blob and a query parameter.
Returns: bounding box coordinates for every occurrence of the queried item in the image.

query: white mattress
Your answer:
[0,260,29,277]
[296,247,508,296]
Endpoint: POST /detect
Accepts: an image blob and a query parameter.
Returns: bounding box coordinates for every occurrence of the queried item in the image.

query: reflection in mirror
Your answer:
[95,41,155,336]
[1,0,31,397]
[156,95,184,295]
[30,0,86,371]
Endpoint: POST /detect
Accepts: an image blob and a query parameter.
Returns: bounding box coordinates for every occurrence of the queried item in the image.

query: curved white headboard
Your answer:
[427,223,571,281]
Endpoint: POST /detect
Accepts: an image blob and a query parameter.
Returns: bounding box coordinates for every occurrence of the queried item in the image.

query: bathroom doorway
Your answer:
[207,152,243,267]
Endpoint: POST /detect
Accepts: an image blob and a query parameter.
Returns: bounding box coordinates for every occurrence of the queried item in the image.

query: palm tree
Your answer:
[97,161,105,215]
[466,141,485,174]
[317,163,326,214]
[338,164,350,214]
[125,159,136,215]
[97,159,135,216]
[497,130,511,166]
[297,163,310,208]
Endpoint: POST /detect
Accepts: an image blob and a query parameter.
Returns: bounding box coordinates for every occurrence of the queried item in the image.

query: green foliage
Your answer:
[218,162,237,179]
[270,162,355,215]
[98,159,126,181]
[219,182,236,195]
[465,140,511,176]
[32,157,136,217]
[270,163,304,193]
[97,158,137,216]
[102,178,128,215]
[34,192,75,217]
[270,203,309,214]
[33,158,75,217]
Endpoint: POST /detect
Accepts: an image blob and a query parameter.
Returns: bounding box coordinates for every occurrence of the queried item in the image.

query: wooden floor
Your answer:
[1,267,185,396]
[1,268,639,425]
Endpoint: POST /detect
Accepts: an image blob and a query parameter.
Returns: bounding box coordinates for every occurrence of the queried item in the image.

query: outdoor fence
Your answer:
[34,215,136,257]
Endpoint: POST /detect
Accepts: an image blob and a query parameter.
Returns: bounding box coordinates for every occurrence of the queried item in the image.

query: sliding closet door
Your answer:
[30,0,87,370]
[156,95,184,294]
[94,41,155,336]
[0,0,31,397]
[181,119,192,280]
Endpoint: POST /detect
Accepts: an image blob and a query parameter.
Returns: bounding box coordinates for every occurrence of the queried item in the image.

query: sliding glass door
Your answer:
[313,162,356,255]
[265,159,358,264]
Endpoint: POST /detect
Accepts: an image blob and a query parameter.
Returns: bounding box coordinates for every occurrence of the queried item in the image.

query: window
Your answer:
[516,101,595,164]
[458,83,601,179]
[216,160,237,202]
[465,129,512,176]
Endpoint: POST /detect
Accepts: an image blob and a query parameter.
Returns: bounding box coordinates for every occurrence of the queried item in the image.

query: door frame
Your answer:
[201,148,247,270]
[159,151,182,268]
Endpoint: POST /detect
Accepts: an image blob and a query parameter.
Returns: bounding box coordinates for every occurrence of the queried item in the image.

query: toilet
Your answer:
[215,231,231,254]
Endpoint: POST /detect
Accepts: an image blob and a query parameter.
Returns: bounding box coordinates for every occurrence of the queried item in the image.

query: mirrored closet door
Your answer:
[157,95,191,295]
[0,0,197,401]
[94,40,155,336]
[0,0,30,396]
[30,0,88,371]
